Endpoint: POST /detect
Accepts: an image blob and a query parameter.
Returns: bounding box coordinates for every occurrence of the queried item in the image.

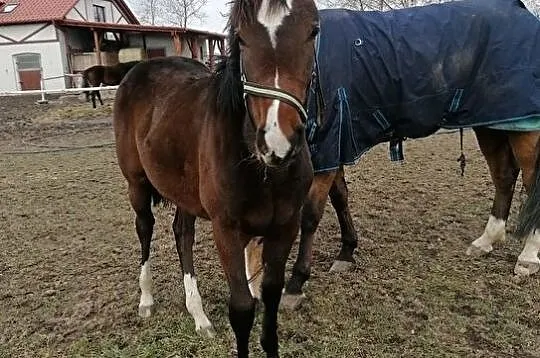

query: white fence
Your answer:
[0,72,119,103]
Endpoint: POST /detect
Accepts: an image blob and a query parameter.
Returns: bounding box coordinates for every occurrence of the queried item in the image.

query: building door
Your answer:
[14,53,42,90]
[146,48,166,59]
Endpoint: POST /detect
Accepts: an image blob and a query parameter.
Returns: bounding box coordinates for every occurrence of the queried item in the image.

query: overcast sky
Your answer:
[125,0,539,35]
[125,0,229,34]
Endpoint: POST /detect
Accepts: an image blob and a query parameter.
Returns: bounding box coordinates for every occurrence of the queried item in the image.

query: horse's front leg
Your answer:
[212,221,255,358]
[282,171,336,310]
[260,218,300,358]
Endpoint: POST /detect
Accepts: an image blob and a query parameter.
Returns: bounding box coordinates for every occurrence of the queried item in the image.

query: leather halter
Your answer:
[239,56,308,123]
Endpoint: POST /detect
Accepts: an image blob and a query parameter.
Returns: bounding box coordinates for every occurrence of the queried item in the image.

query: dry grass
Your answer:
[1,102,540,357]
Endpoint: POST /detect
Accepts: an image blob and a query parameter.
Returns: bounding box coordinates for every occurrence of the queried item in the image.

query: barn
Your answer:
[0,0,226,92]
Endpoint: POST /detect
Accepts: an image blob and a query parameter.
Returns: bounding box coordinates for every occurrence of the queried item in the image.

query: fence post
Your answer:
[37,69,48,104]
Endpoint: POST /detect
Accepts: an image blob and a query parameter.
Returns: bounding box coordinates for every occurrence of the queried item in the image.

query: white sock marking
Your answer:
[470,215,506,253]
[183,274,213,332]
[518,230,540,263]
[264,70,291,159]
[257,0,293,48]
[245,242,263,300]
[139,261,154,309]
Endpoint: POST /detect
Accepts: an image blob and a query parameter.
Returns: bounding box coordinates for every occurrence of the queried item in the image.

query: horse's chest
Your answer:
[234,190,296,235]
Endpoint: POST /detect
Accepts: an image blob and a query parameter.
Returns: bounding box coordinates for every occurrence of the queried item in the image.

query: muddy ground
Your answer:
[1,95,539,358]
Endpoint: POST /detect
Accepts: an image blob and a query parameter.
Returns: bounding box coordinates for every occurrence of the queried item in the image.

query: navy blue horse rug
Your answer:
[306,0,540,173]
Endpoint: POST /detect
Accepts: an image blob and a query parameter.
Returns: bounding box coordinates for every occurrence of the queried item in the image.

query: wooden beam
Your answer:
[172,32,182,55]
[187,37,200,60]
[208,38,216,70]
[217,39,225,55]
[93,29,102,65]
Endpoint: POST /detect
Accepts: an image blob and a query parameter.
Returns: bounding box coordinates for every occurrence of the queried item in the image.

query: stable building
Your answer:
[0,0,226,92]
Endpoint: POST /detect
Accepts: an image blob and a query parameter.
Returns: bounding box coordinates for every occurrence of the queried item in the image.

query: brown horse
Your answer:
[280,1,540,309]
[282,130,540,308]
[82,60,140,108]
[113,0,319,356]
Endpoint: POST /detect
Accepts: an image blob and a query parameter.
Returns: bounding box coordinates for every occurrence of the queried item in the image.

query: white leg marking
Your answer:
[245,238,263,300]
[515,230,540,276]
[138,261,154,318]
[257,0,293,48]
[466,215,505,255]
[183,274,214,337]
[263,70,291,160]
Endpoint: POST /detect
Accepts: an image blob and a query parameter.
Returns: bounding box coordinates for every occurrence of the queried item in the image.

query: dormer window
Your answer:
[93,5,106,22]
[1,3,18,13]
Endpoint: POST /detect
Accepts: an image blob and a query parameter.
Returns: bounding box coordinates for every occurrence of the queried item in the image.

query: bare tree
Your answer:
[131,0,163,25]
[161,0,208,28]
[523,0,540,17]
[318,0,447,11]
[319,0,539,12]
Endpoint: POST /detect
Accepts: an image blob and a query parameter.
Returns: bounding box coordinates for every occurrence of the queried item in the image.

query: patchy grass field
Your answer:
[1,96,539,358]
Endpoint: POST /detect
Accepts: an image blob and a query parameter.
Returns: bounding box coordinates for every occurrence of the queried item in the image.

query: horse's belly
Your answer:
[140,145,208,218]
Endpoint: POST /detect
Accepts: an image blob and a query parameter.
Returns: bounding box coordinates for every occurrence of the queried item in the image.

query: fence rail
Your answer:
[0,85,119,97]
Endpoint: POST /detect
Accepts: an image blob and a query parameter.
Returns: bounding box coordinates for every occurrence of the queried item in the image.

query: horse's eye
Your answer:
[309,25,320,39]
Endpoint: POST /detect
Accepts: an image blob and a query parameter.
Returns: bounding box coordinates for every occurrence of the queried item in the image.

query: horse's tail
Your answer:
[515,141,540,238]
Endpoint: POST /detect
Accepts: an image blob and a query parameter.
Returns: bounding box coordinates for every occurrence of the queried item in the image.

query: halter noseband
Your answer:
[240,57,308,123]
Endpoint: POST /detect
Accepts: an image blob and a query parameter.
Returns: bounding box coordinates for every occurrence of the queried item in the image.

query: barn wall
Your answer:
[0,42,65,91]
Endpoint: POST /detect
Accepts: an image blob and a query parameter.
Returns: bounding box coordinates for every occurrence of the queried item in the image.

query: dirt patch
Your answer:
[1,96,539,357]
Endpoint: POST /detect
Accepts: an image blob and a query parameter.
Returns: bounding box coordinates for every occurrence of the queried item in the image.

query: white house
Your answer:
[0,0,226,92]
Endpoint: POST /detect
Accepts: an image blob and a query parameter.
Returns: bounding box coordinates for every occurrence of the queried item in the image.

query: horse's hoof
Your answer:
[466,243,492,257]
[197,325,216,339]
[280,293,305,311]
[138,305,154,318]
[329,260,354,272]
[514,259,540,277]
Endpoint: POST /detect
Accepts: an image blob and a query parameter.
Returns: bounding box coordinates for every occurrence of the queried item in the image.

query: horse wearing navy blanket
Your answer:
[281,0,540,309]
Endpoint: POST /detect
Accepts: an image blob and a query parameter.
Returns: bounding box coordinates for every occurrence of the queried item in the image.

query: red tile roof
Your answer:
[0,0,138,25]
[56,19,226,39]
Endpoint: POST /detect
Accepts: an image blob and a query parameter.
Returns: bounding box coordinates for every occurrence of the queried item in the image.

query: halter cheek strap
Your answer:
[242,81,308,122]
[239,56,308,123]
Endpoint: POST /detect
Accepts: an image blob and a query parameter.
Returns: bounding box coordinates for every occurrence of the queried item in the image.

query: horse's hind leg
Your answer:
[467,128,518,256]
[328,166,359,272]
[282,170,336,310]
[91,91,97,109]
[172,208,215,337]
[96,90,103,106]
[508,131,540,276]
[128,181,156,318]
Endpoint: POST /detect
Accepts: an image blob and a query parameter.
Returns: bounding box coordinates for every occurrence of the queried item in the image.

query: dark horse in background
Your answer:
[82,60,140,108]
[280,0,540,309]
[113,0,319,356]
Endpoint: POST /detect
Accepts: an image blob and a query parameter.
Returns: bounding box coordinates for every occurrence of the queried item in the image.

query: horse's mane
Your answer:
[211,0,290,120]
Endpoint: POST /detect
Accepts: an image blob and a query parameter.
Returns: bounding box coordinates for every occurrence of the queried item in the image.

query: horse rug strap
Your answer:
[305,0,540,173]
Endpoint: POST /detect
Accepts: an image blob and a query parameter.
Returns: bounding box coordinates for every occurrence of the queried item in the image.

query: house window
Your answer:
[14,53,41,70]
[93,5,106,22]
[1,3,18,13]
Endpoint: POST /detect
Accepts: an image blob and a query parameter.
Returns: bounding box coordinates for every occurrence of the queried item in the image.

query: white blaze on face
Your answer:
[263,70,291,159]
[257,0,293,48]
[258,0,294,160]
[183,274,213,333]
